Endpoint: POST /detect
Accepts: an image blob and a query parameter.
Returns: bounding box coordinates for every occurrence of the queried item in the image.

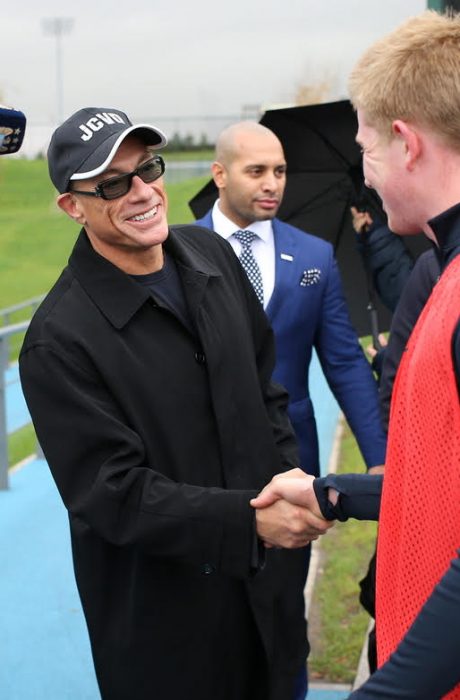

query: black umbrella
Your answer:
[189,100,430,338]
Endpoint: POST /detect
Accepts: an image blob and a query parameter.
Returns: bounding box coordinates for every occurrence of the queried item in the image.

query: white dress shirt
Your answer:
[211,200,276,308]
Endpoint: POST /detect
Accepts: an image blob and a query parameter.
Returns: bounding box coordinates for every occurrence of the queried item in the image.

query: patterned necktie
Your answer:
[233,230,264,305]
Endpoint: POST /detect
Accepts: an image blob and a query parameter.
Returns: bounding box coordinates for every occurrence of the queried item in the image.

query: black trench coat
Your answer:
[20,226,308,700]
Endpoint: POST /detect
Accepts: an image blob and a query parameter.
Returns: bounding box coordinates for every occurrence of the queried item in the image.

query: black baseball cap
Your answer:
[47,107,167,193]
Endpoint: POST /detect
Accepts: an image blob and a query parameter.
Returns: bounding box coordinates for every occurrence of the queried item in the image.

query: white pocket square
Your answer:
[300,268,321,286]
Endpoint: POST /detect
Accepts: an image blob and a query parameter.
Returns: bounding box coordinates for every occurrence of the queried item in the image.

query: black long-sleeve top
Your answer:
[355,222,416,313]
[378,249,440,429]
[315,203,460,699]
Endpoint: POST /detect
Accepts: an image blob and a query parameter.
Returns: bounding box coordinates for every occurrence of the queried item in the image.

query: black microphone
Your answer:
[0,105,26,155]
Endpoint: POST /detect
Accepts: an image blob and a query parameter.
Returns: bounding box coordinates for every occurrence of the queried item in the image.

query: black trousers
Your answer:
[359,549,378,674]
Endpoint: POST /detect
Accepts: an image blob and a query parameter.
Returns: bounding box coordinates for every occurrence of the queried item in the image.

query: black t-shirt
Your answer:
[130,252,195,336]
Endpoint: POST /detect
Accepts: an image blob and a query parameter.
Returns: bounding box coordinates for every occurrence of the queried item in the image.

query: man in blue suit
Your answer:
[196,121,386,480]
[195,121,386,699]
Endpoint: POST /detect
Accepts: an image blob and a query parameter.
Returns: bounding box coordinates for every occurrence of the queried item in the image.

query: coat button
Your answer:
[202,563,215,575]
[194,351,206,365]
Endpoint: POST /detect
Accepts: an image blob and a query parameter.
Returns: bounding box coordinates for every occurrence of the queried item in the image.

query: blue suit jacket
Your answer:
[196,212,387,476]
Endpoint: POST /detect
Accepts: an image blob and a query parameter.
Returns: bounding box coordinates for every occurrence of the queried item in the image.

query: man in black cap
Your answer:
[19,107,331,700]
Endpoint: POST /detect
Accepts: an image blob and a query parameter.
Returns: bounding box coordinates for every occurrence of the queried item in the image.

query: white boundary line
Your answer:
[9,453,39,474]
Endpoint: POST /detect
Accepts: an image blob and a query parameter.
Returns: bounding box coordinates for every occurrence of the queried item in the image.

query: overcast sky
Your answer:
[1,0,426,147]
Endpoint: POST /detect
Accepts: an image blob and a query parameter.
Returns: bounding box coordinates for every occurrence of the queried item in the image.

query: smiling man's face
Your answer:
[356,109,422,235]
[59,135,169,273]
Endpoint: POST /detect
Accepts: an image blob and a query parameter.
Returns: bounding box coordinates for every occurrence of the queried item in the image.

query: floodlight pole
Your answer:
[42,17,74,125]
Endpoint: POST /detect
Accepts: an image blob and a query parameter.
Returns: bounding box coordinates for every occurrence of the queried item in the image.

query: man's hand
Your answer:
[366,333,388,361]
[251,468,321,511]
[368,465,385,475]
[350,206,373,234]
[251,468,334,548]
[254,497,333,548]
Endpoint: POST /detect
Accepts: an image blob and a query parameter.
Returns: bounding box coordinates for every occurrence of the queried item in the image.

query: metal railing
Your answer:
[0,321,32,489]
[0,295,45,487]
[0,295,45,361]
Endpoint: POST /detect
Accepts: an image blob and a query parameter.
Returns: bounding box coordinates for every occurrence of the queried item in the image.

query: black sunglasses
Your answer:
[71,155,165,201]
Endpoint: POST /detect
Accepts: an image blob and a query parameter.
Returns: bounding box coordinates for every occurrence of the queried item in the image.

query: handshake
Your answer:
[251,468,337,549]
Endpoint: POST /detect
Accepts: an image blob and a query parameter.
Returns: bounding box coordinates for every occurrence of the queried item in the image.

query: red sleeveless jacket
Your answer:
[377,255,460,699]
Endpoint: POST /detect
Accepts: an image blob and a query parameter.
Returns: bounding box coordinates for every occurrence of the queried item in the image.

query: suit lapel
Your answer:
[266,219,300,321]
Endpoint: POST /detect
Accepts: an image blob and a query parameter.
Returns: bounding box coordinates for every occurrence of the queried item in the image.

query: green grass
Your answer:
[162,149,214,161]
[8,424,37,468]
[167,175,209,224]
[0,159,75,306]
[309,421,377,683]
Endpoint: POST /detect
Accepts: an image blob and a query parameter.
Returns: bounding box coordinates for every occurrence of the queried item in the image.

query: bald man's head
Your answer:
[211,121,287,228]
[215,121,284,164]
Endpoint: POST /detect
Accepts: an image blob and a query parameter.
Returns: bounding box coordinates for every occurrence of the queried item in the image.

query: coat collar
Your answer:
[428,202,460,270]
[68,227,222,329]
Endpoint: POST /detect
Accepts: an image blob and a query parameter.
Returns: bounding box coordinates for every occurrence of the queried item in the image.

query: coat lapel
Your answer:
[165,226,222,324]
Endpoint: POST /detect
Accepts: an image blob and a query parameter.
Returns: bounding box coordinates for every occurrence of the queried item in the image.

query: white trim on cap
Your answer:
[69,124,167,181]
